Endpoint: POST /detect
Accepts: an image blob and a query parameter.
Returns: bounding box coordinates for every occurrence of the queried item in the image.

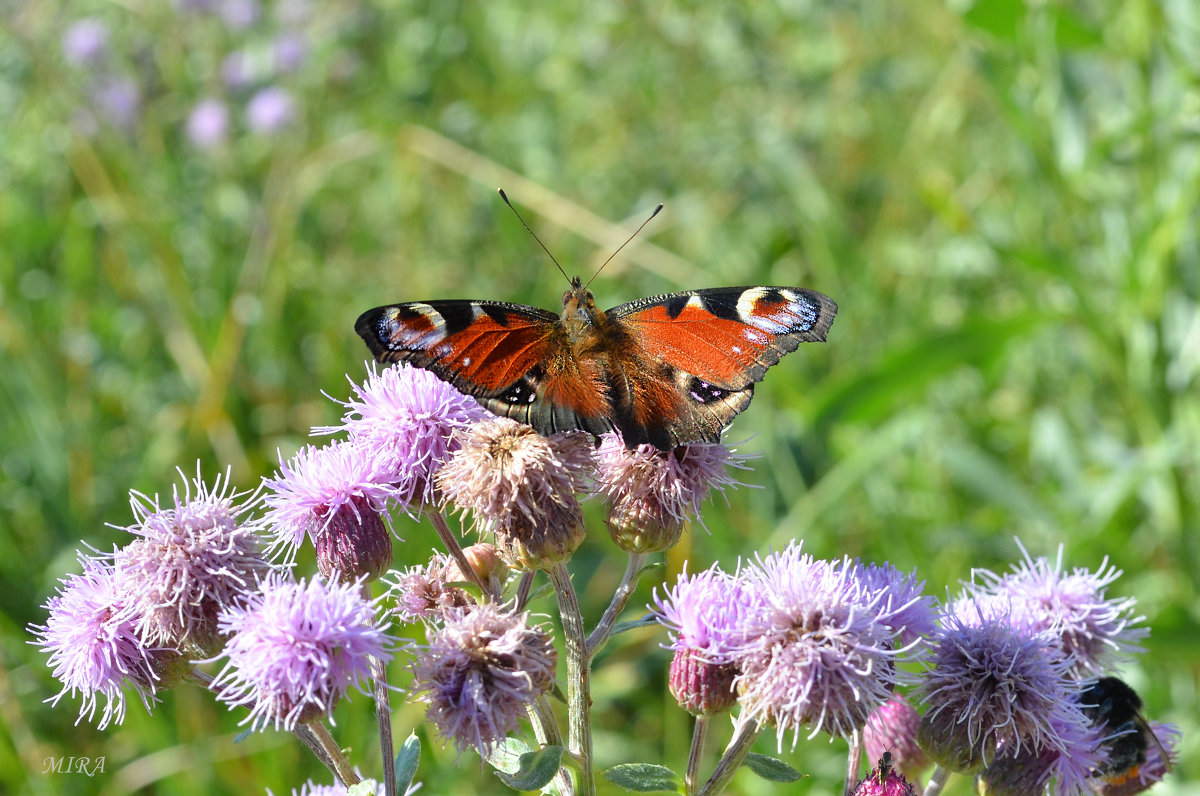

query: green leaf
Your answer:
[610,613,659,637]
[494,745,564,792]
[487,737,533,775]
[393,732,421,793]
[743,753,804,783]
[602,763,682,793]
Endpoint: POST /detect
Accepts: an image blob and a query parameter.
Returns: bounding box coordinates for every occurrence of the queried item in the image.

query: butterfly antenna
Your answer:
[586,202,664,288]
[498,188,571,284]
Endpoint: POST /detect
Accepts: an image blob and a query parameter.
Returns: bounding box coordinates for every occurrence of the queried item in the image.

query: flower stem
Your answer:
[548,562,595,796]
[368,652,396,796]
[586,551,648,658]
[842,733,863,796]
[528,694,574,796]
[922,765,952,796]
[429,509,491,598]
[305,719,360,787]
[685,713,710,796]
[697,713,761,796]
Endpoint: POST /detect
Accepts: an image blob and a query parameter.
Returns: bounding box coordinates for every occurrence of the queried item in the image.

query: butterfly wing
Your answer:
[355,300,613,437]
[606,286,837,448]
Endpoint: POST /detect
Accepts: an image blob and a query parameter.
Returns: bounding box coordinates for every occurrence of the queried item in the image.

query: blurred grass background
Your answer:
[2,0,1199,793]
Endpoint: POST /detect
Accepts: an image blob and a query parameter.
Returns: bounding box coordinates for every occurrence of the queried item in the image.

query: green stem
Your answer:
[586,552,648,659]
[697,712,761,796]
[685,713,710,796]
[922,764,952,796]
[548,562,595,796]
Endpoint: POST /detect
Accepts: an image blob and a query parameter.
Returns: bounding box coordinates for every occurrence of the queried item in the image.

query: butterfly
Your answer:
[355,277,836,450]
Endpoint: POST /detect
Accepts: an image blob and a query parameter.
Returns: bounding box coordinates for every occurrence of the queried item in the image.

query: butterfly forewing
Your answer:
[610,286,837,387]
[355,299,614,438]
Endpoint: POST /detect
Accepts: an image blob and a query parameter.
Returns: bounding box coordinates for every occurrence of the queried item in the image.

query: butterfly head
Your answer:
[561,276,606,336]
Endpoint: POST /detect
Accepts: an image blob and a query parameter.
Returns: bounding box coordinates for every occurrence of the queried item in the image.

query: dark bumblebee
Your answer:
[1079,677,1172,784]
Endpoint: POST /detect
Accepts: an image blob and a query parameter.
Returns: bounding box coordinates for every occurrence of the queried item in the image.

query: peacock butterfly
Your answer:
[355,197,837,450]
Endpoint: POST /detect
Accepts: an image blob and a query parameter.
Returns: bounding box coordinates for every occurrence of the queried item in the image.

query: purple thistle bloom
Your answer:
[411,602,557,756]
[852,561,938,648]
[652,564,752,714]
[979,711,1103,796]
[916,604,1090,774]
[245,86,295,133]
[863,695,928,781]
[273,32,309,74]
[318,363,488,509]
[731,543,907,747]
[971,542,1147,676]
[387,553,473,623]
[29,555,167,729]
[114,466,271,654]
[218,0,260,30]
[62,18,109,67]
[262,441,398,557]
[186,98,230,149]
[95,77,141,130]
[436,418,594,571]
[594,434,751,553]
[210,574,396,731]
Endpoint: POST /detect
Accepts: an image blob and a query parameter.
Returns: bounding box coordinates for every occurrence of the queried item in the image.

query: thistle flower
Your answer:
[62,19,109,67]
[594,434,750,553]
[915,604,1089,774]
[863,695,928,780]
[210,574,395,731]
[388,553,473,623]
[436,418,593,571]
[30,555,174,729]
[114,467,271,654]
[652,564,751,714]
[411,602,557,756]
[971,542,1146,676]
[850,753,919,796]
[731,543,909,747]
[978,712,1102,796]
[319,363,487,509]
[246,86,295,133]
[262,441,398,582]
[186,98,230,149]
[852,562,938,648]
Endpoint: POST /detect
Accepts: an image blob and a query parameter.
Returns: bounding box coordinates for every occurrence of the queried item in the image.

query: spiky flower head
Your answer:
[652,564,751,714]
[970,542,1147,676]
[114,466,271,654]
[411,602,557,757]
[915,603,1090,774]
[436,418,593,571]
[852,562,938,648]
[594,434,750,553]
[388,553,474,623]
[30,554,179,729]
[210,574,396,731]
[318,363,488,509]
[850,752,919,796]
[731,543,912,747]
[978,712,1102,796]
[863,696,928,781]
[263,441,398,582]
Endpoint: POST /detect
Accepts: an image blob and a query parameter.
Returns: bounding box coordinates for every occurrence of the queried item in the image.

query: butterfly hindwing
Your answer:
[354,300,613,438]
[605,286,838,448]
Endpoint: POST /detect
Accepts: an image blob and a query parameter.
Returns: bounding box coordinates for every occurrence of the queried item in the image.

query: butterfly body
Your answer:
[356,277,837,449]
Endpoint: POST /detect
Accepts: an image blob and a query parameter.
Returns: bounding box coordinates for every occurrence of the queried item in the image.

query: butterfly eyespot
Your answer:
[686,377,732,405]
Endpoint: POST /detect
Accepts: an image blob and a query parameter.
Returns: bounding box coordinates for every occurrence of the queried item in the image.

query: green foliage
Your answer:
[2,1,1197,794]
